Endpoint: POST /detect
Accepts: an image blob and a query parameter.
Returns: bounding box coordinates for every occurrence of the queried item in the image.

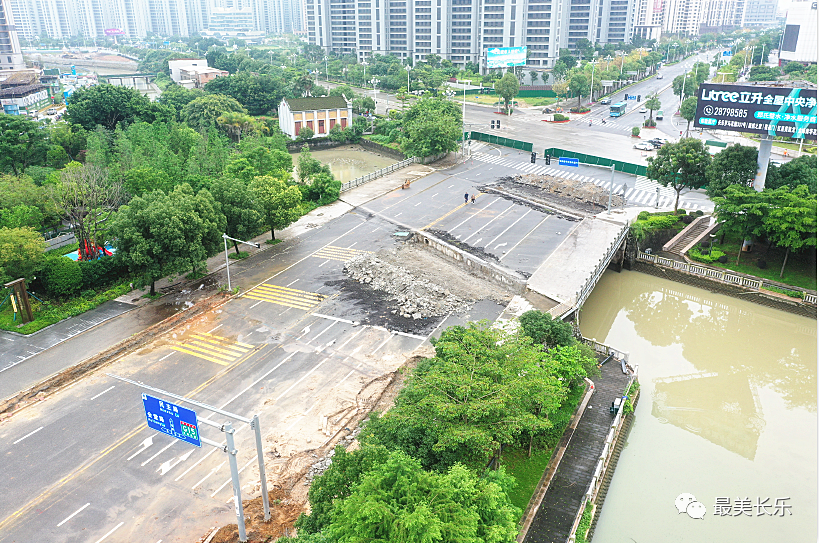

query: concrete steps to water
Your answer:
[665,218,711,256]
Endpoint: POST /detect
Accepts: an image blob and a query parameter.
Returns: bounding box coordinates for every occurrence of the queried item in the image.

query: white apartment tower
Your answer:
[0,0,26,70]
[305,0,635,68]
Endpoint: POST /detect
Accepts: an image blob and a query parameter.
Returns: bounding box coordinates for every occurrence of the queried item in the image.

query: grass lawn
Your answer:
[501,384,586,515]
[708,234,816,290]
[0,282,131,334]
[501,446,553,514]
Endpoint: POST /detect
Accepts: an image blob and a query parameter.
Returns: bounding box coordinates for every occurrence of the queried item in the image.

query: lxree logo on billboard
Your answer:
[693,83,817,140]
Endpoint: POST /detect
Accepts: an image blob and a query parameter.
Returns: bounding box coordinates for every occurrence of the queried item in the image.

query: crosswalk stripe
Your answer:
[244,283,327,310]
[312,245,371,261]
[171,346,230,365]
[193,332,254,349]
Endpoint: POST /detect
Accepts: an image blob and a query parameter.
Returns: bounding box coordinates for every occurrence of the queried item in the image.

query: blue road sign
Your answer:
[626,95,637,100]
[559,157,580,167]
[142,393,201,447]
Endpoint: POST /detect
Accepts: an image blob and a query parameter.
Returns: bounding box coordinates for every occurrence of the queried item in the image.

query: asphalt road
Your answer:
[3,162,573,542]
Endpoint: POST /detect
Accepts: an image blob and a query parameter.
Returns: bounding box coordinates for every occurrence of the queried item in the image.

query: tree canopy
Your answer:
[66,83,157,130]
[495,72,520,114]
[110,183,225,295]
[182,94,248,133]
[705,144,758,198]
[0,227,45,283]
[400,97,462,158]
[646,138,711,211]
[0,115,49,175]
[362,322,569,470]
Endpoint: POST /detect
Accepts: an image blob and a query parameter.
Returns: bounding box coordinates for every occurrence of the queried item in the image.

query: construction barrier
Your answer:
[543,148,648,176]
[468,131,533,152]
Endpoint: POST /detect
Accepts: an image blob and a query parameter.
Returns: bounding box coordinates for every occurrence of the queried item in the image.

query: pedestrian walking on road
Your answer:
[464,192,469,204]
[471,194,476,204]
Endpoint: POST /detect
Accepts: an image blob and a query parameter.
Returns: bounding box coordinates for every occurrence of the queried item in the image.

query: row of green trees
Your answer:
[282,314,598,542]
[645,139,816,277]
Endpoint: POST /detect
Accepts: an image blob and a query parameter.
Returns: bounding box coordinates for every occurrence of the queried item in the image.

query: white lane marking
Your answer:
[449,198,497,233]
[93,522,124,543]
[158,449,195,475]
[176,447,218,482]
[159,352,174,362]
[395,212,402,217]
[13,426,43,445]
[485,209,532,250]
[461,203,516,243]
[275,357,330,403]
[500,216,550,261]
[447,184,454,188]
[192,461,225,490]
[249,300,263,309]
[127,436,154,461]
[372,332,396,354]
[347,242,357,248]
[318,260,330,267]
[312,313,356,325]
[414,201,422,206]
[286,279,299,287]
[210,457,255,497]
[424,313,452,342]
[309,321,336,343]
[431,193,438,198]
[393,330,426,340]
[56,502,90,527]
[90,386,115,401]
[206,324,223,334]
[141,441,174,467]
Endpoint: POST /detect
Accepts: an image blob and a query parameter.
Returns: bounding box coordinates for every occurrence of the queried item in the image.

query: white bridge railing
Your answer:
[637,251,817,306]
[340,156,421,192]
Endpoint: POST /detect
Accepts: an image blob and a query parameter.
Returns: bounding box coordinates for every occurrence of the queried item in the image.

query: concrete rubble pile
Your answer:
[516,173,627,208]
[344,253,470,319]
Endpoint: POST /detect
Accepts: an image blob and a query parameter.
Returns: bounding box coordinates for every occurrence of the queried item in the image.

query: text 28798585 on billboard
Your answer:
[694,83,817,141]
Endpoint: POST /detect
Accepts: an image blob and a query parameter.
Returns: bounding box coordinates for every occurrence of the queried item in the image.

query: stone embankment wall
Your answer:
[635,261,817,319]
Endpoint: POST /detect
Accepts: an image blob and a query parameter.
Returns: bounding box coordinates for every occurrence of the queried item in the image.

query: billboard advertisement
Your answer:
[104,28,125,36]
[694,83,817,141]
[486,47,527,69]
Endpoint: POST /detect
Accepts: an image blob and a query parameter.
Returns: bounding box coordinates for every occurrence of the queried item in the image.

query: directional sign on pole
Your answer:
[558,157,580,167]
[142,393,202,447]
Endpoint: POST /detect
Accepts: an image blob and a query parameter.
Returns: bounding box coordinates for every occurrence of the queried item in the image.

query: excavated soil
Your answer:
[489,173,627,217]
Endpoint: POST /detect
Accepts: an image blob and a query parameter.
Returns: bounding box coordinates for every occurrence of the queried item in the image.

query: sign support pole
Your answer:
[225,422,247,543]
[754,135,773,192]
[252,414,271,521]
[607,164,615,214]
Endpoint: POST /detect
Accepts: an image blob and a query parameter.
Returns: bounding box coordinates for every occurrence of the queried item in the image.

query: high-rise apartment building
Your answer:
[633,0,664,40]
[0,0,26,70]
[742,0,776,25]
[9,0,302,40]
[305,0,634,68]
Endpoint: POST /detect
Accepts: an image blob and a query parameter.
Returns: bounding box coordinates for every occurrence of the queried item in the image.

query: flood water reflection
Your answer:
[293,145,397,183]
[580,269,816,542]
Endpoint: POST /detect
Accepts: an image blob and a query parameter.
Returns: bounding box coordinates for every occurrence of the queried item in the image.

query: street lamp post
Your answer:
[325,56,329,81]
[405,64,411,92]
[223,234,260,291]
[589,60,595,104]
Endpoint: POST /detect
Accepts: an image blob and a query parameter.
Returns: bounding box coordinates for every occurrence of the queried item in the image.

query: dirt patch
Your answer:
[490,174,627,217]
[202,348,435,543]
[204,488,303,543]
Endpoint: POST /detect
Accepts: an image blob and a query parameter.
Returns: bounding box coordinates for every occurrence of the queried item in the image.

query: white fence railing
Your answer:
[637,251,817,306]
[340,156,421,192]
[561,224,629,319]
[578,336,630,364]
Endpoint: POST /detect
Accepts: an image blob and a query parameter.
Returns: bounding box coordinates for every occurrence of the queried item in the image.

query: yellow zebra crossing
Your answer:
[244,284,327,310]
[311,245,371,262]
[171,333,253,365]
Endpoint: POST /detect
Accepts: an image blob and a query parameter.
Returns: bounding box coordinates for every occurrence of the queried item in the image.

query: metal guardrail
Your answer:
[578,336,630,365]
[637,251,817,306]
[339,156,420,192]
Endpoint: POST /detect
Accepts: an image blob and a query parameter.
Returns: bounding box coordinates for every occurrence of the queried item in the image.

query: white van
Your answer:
[657,73,663,79]
[46,107,58,115]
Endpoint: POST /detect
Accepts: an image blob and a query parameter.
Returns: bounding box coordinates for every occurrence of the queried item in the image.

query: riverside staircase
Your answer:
[662,215,714,258]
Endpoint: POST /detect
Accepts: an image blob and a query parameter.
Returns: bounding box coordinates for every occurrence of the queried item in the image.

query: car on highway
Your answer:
[600,98,611,105]
[634,142,655,151]
[639,106,647,113]
[657,73,664,79]
[46,107,58,115]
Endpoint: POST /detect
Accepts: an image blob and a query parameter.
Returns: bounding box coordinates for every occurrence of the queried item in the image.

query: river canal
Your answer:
[580,269,816,542]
